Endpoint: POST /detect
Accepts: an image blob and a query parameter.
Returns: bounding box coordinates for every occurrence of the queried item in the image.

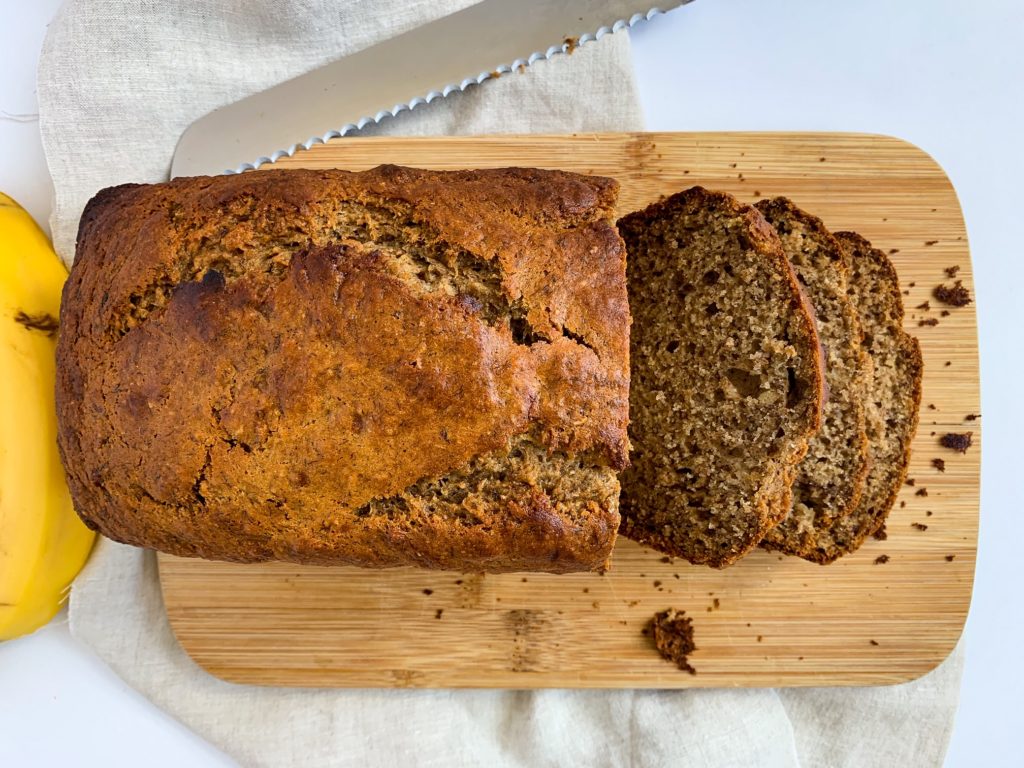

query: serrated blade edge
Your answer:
[171,1,691,178]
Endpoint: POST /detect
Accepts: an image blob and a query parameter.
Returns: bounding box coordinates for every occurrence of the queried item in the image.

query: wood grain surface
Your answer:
[158,133,979,688]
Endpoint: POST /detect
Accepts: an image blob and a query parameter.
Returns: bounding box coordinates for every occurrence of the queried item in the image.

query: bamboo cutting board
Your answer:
[158,133,979,688]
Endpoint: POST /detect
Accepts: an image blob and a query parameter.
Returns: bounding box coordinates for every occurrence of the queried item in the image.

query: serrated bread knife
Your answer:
[170,0,691,178]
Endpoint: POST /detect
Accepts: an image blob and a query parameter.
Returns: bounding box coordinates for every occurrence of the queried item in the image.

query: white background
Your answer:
[2,1,1022,765]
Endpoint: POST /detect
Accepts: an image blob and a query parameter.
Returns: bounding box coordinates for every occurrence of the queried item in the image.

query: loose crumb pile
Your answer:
[940,432,973,453]
[934,281,972,307]
[646,609,697,674]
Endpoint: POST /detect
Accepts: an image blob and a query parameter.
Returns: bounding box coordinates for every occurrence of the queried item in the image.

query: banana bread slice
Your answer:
[780,232,923,562]
[56,166,630,573]
[756,198,872,556]
[618,188,824,567]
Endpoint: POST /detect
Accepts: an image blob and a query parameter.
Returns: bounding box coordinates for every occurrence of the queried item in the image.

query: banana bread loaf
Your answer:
[56,166,631,573]
[618,188,824,567]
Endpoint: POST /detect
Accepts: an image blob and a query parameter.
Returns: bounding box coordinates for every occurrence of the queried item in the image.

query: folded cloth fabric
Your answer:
[39,2,964,766]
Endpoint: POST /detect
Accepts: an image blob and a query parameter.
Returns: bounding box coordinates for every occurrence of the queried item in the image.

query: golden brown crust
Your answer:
[57,166,630,573]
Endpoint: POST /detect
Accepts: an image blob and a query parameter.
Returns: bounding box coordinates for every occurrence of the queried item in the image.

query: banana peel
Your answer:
[0,191,95,640]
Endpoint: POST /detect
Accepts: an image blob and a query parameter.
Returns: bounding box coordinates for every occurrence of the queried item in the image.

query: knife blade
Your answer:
[171,0,691,178]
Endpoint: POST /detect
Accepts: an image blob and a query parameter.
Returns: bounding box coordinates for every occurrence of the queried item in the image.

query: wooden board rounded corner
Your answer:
[157,132,979,689]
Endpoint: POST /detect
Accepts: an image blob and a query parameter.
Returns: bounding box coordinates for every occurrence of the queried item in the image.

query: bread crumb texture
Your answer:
[766,230,922,563]
[754,199,872,557]
[618,188,824,567]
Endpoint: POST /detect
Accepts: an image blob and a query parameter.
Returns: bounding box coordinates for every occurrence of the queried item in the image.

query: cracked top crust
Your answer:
[56,166,630,572]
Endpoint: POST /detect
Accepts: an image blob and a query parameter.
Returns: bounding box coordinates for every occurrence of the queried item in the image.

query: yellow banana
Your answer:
[0,191,95,640]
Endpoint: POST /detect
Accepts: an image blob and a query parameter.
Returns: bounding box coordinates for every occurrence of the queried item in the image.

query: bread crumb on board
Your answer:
[934,281,972,307]
[940,432,973,453]
[874,554,890,565]
[932,458,946,472]
[646,609,697,674]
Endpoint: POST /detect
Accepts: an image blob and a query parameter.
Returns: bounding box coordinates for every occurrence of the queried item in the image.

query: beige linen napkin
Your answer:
[39,2,964,765]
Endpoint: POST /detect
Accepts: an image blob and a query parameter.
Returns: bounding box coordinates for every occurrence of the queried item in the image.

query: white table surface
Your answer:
[2,1,1022,765]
